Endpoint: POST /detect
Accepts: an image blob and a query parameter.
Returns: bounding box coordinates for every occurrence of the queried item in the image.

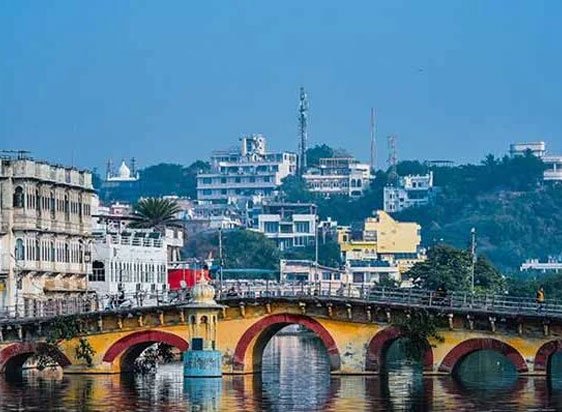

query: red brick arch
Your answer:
[233,314,341,372]
[439,338,528,374]
[0,342,71,375]
[365,326,434,372]
[534,340,562,373]
[103,330,189,371]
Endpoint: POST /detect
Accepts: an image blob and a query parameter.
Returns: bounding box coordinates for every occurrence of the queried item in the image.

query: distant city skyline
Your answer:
[2,1,562,172]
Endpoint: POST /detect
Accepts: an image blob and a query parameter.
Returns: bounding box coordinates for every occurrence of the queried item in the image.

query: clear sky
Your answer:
[1,0,561,172]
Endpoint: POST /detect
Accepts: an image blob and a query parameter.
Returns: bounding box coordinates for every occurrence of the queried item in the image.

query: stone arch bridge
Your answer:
[1,288,562,378]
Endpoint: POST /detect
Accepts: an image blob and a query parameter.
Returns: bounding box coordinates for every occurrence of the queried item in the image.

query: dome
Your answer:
[118,161,131,179]
[190,276,216,304]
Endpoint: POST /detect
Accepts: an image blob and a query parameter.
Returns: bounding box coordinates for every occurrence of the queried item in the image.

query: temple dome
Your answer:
[190,276,216,304]
[118,161,131,179]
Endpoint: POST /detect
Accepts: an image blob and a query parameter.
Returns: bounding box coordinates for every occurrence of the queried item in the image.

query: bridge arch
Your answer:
[103,330,189,372]
[0,342,71,376]
[233,313,341,373]
[439,338,528,374]
[534,340,562,374]
[365,326,433,372]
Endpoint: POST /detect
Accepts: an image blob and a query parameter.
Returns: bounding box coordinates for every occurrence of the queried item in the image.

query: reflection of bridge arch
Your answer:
[365,327,433,372]
[438,338,528,374]
[233,314,341,373]
[103,330,189,372]
[0,342,71,376]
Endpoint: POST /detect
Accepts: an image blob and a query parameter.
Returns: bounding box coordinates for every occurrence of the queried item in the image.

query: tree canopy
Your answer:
[131,198,181,230]
[183,229,281,271]
[408,244,505,293]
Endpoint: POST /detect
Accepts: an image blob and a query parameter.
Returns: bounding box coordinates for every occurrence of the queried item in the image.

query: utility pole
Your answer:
[470,227,477,294]
[298,87,309,176]
[370,108,376,174]
[218,228,223,295]
[387,135,398,186]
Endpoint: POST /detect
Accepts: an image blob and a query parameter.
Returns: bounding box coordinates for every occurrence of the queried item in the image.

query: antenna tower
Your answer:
[298,87,309,176]
[370,108,376,173]
[387,135,398,186]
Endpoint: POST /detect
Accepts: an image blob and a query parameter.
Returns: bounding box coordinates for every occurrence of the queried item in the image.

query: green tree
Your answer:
[131,198,181,230]
[279,175,314,203]
[408,244,505,293]
[183,229,280,271]
[306,144,335,167]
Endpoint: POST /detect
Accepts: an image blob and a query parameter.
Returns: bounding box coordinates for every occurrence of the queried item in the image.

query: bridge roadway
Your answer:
[0,285,562,377]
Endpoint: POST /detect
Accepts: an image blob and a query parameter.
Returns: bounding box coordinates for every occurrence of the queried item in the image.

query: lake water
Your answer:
[1,333,562,411]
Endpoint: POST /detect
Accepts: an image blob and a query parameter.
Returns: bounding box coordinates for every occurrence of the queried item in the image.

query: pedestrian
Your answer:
[536,286,545,313]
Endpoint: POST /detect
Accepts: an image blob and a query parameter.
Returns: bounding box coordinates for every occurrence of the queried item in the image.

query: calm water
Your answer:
[2,334,562,411]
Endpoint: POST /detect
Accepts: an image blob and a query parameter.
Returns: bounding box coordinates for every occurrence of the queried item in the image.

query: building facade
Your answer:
[337,211,425,285]
[302,157,371,198]
[254,203,317,251]
[90,199,184,297]
[383,172,434,213]
[280,259,347,288]
[0,154,94,315]
[196,135,297,204]
[509,141,562,182]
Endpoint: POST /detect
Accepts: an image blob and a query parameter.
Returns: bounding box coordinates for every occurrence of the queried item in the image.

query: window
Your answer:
[294,221,310,233]
[322,272,331,281]
[264,222,278,233]
[202,177,211,184]
[13,187,24,208]
[15,238,25,261]
[90,261,105,282]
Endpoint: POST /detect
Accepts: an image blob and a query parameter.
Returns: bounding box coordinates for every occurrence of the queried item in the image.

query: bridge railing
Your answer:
[3,284,562,322]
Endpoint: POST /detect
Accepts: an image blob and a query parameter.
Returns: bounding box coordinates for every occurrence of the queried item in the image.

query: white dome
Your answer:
[118,161,131,179]
[190,277,216,304]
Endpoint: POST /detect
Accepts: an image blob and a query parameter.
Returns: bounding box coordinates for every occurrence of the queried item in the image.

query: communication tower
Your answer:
[298,87,309,176]
[370,108,376,173]
[387,134,398,186]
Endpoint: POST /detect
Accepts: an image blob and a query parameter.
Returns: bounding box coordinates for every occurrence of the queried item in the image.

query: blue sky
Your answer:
[1,0,561,172]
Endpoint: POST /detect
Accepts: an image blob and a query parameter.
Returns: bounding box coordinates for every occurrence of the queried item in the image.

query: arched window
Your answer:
[50,241,55,262]
[50,191,56,217]
[15,238,25,261]
[90,260,105,282]
[64,193,70,219]
[13,187,24,208]
[64,242,70,263]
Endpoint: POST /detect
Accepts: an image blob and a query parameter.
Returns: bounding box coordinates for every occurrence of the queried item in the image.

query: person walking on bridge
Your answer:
[536,286,546,314]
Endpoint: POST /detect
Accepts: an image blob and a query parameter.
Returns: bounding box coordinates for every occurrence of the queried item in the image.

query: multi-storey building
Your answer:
[302,157,371,198]
[196,135,297,204]
[509,142,547,158]
[280,259,347,288]
[254,203,317,251]
[383,172,434,213]
[89,198,184,297]
[337,211,425,285]
[509,141,562,182]
[0,153,94,315]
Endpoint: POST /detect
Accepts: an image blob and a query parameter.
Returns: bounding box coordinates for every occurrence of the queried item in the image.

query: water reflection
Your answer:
[3,335,562,411]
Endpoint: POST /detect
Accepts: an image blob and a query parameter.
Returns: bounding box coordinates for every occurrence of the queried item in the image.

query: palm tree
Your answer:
[131,198,181,230]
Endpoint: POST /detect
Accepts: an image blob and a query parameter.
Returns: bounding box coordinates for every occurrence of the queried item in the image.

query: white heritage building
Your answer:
[302,157,371,198]
[89,197,183,297]
[196,135,297,204]
[0,153,94,316]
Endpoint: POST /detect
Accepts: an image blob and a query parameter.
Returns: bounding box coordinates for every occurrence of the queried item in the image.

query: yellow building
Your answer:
[337,211,425,284]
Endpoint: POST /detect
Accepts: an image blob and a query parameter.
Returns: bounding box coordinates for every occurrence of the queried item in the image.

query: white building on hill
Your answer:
[303,157,371,198]
[383,172,434,213]
[196,135,297,204]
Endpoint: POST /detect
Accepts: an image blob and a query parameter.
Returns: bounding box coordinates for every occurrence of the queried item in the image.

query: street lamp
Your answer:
[470,227,477,294]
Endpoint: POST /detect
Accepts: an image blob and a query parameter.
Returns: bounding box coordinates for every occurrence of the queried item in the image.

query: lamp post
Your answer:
[470,227,477,294]
[218,227,223,296]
